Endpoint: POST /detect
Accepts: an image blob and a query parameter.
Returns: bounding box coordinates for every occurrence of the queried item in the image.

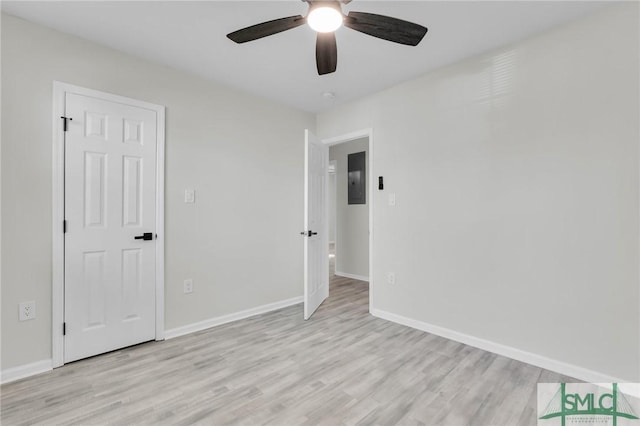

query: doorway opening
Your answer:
[323,129,374,313]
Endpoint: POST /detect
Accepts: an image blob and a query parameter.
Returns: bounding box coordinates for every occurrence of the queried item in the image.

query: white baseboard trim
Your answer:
[1,359,53,384]
[335,271,369,282]
[370,308,629,384]
[165,296,303,340]
[1,298,303,384]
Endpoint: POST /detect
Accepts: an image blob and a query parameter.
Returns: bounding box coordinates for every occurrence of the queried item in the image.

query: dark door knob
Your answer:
[134,232,154,241]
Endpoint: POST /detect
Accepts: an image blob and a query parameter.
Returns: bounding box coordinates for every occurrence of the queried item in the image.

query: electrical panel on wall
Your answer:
[348,151,366,205]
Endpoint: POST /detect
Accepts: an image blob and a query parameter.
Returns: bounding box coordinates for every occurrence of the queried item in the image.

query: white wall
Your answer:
[318,4,639,381]
[1,14,314,370]
[329,138,369,279]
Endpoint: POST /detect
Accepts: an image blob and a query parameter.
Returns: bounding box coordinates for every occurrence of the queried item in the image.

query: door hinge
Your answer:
[63,220,67,233]
[60,116,73,132]
[63,322,66,336]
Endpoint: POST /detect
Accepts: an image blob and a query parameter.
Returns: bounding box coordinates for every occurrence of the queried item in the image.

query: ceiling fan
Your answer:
[226,0,428,76]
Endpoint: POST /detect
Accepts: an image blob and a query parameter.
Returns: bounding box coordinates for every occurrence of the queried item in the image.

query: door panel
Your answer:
[84,152,106,227]
[123,156,142,226]
[83,250,107,328]
[304,130,329,320]
[64,93,157,363]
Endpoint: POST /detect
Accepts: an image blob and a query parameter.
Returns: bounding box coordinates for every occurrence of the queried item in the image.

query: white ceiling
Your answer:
[2,1,610,112]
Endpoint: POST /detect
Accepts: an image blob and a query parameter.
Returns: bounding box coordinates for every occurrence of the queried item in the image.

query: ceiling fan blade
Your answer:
[316,32,337,75]
[344,11,427,46]
[227,15,305,43]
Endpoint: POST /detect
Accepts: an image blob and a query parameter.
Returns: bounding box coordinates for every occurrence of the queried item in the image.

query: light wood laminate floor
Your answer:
[1,261,574,425]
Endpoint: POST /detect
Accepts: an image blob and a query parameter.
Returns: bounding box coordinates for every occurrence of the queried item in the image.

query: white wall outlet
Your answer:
[388,193,396,207]
[184,189,195,203]
[387,272,396,285]
[19,301,36,321]
[183,279,193,294]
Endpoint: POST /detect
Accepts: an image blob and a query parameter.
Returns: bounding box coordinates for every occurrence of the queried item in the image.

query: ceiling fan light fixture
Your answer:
[307,6,344,33]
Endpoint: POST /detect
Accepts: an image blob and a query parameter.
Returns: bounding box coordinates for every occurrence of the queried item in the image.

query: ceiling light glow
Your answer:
[307,7,343,33]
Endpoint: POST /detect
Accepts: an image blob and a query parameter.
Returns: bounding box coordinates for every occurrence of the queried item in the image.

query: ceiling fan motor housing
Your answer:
[307,1,344,13]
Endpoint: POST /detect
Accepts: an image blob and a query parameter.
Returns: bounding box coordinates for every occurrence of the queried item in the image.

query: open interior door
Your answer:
[303,129,329,320]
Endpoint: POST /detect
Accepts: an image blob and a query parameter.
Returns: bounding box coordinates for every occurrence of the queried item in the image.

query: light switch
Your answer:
[389,193,396,207]
[184,189,195,203]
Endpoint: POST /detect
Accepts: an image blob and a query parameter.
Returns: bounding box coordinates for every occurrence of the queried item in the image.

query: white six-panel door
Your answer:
[303,130,329,320]
[64,93,158,362]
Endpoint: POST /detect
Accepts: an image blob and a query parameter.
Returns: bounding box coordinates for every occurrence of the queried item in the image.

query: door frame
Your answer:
[321,128,374,312]
[51,81,166,368]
